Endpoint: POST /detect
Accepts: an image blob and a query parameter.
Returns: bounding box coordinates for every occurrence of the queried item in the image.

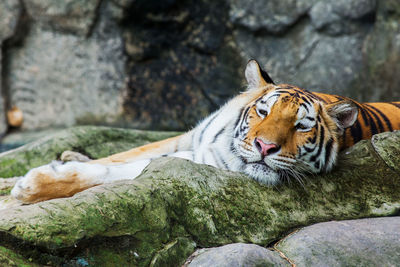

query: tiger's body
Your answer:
[11,60,400,203]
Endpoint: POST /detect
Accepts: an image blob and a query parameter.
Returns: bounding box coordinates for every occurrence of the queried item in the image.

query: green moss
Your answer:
[0,246,40,267]
[0,188,11,196]
[0,129,399,265]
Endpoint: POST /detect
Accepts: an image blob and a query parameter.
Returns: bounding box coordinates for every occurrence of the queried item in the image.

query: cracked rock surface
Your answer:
[0,0,399,132]
[0,127,399,266]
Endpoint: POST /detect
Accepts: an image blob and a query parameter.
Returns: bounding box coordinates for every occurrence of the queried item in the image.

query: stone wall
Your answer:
[0,0,399,134]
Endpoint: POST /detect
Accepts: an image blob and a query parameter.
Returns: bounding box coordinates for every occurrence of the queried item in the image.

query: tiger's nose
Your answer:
[254,138,280,157]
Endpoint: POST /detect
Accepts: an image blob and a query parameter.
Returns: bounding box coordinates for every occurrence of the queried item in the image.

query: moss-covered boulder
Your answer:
[0,127,399,266]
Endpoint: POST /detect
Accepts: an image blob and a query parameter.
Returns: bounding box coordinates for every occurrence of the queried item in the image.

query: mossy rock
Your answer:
[0,127,399,266]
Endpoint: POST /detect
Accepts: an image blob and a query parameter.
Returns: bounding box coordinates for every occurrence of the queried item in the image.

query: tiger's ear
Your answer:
[245,59,274,90]
[325,100,358,130]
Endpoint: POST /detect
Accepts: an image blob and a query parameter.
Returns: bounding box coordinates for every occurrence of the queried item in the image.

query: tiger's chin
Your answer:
[243,163,280,185]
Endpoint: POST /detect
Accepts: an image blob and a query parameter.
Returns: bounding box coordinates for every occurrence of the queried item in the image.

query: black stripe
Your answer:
[350,120,363,144]
[306,116,315,121]
[358,107,369,126]
[364,104,393,132]
[234,107,245,137]
[234,107,245,127]
[308,134,317,144]
[212,128,225,143]
[310,125,325,162]
[363,105,384,133]
[300,96,312,106]
[239,106,251,131]
[260,68,275,84]
[304,145,316,153]
[300,103,309,112]
[360,106,378,137]
[198,111,220,144]
[314,160,320,170]
[324,138,334,170]
[268,93,282,99]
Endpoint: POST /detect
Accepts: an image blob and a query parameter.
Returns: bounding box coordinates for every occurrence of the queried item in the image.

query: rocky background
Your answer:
[0,0,399,135]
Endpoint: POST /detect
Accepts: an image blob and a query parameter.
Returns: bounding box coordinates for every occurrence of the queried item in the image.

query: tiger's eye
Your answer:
[295,123,307,130]
[258,109,268,116]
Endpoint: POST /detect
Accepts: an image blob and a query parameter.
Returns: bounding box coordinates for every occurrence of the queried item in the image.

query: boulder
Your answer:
[185,243,289,266]
[24,0,101,36]
[276,217,400,266]
[0,127,399,266]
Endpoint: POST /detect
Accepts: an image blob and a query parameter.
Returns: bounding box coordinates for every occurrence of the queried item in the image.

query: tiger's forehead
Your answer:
[254,86,319,119]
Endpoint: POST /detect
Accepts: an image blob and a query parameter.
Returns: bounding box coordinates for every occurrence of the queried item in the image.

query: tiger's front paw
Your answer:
[11,161,96,204]
[11,162,62,203]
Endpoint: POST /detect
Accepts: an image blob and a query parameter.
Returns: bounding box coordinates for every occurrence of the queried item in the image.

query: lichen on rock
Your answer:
[0,127,399,266]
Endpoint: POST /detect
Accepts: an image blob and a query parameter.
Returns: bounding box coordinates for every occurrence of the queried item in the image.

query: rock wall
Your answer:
[0,0,399,134]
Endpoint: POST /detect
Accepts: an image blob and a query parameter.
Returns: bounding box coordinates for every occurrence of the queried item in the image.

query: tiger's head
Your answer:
[232,60,359,185]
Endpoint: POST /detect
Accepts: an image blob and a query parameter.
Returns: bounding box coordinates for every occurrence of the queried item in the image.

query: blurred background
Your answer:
[0,0,399,150]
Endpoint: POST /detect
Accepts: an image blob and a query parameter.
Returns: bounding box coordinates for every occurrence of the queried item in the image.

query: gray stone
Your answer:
[0,0,398,134]
[229,0,314,34]
[234,25,365,96]
[0,0,21,41]
[0,52,7,136]
[276,217,400,266]
[332,0,377,20]
[0,0,22,136]
[186,243,289,267]
[23,0,101,36]
[7,18,126,130]
[351,0,400,102]
[123,0,244,130]
[309,1,346,35]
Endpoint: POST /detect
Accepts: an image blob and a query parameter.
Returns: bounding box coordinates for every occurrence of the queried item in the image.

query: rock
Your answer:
[229,0,312,34]
[0,0,398,133]
[0,52,7,136]
[0,246,40,267]
[276,217,400,266]
[0,126,180,177]
[351,0,400,102]
[24,0,101,36]
[0,0,21,41]
[123,0,244,130]
[0,0,22,136]
[7,16,126,130]
[371,131,400,172]
[0,128,399,265]
[333,0,377,20]
[185,243,289,266]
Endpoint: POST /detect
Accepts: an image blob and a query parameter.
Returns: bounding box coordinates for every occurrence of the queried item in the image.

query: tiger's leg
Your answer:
[11,133,194,203]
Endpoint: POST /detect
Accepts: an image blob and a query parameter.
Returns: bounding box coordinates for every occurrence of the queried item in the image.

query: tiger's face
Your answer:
[232,60,358,185]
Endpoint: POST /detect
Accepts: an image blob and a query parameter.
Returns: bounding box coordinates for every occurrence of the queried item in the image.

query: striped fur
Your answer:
[11,60,400,203]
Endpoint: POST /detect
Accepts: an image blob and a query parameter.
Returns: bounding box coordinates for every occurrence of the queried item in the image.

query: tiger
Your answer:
[11,60,400,203]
